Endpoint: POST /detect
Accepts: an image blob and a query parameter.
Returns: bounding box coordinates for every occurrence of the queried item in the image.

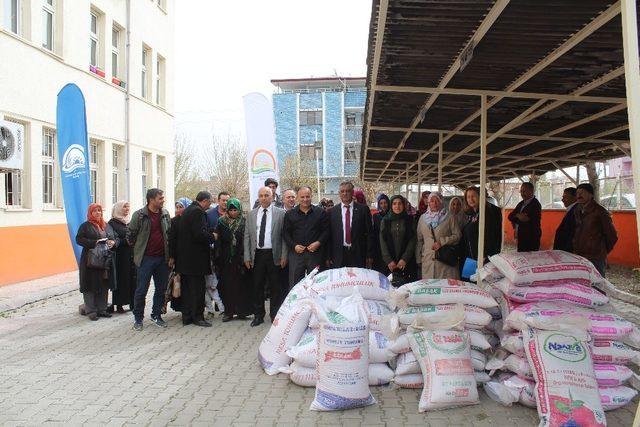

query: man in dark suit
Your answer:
[508,182,542,252]
[176,191,216,327]
[328,181,374,269]
[553,187,578,253]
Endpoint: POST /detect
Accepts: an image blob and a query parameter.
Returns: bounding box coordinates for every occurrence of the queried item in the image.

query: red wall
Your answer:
[503,209,639,268]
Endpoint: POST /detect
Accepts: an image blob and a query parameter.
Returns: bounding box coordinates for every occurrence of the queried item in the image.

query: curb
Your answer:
[0,282,78,314]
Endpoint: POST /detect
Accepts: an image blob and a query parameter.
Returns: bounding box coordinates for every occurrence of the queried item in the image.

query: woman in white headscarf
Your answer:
[416,192,461,280]
[108,201,135,313]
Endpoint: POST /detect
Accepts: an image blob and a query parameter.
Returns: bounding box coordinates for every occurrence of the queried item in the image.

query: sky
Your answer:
[174,0,372,151]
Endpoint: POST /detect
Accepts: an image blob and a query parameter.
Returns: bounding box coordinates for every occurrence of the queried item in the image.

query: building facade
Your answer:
[0,0,175,285]
[271,77,365,197]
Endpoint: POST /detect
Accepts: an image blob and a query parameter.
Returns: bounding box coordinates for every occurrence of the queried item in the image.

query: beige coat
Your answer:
[416,214,461,280]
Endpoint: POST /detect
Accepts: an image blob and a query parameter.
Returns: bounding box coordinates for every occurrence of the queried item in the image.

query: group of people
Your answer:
[73,176,619,329]
[508,181,618,278]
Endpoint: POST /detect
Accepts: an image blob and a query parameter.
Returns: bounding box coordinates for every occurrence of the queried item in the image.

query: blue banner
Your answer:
[56,84,92,265]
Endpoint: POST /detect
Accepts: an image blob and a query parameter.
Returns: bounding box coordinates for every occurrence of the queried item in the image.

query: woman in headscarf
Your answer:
[168,197,192,269]
[449,196,466,232]
[372,194,391,274]
[76,203,118,321]
[319,198,334,211]
[215,198,251,322]
[416,192,461,280]
[379,195,417,287]
[353,188,367,207]
[108,201,135,313]
[417,190,431,216]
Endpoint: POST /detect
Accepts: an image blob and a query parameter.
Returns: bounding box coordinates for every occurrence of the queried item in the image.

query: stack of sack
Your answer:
[257,267,397,411]
[385,278,499,389]
[479,250,639,425]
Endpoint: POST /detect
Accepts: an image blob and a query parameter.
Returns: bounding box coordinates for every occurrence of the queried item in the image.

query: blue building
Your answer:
[271,77,365,197]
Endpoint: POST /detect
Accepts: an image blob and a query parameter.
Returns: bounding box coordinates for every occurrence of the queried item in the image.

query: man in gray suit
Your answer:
[244,186,288,326]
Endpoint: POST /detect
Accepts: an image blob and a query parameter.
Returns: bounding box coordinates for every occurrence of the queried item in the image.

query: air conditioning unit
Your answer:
[0,120,24,171]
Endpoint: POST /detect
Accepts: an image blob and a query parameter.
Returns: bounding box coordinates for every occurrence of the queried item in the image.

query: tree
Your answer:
[278,154,319,194]
[202,133,250,207]
[585,161,601,202]
[174,134,200,199]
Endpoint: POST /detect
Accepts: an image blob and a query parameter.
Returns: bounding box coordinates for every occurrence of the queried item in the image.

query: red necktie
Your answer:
[345,205,352,245]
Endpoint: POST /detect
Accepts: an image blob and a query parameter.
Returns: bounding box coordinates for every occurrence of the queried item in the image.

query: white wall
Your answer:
[0,0,175,227]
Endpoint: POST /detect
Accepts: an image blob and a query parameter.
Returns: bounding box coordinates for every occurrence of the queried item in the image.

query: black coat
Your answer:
[76,221,118,293]
[215,219,246,266]
[460,204,503,261]
[175,202,215,276]
[372,211,388,274]
[108,218,136,305]
[508,197,542,252]
[328,203,374,268]
[168,215,182,260]
[553,204,578,252]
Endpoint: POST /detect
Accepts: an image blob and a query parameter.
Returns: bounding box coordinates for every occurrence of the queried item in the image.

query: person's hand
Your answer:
[295,245,306,254]
[280,258,287,268]
[432,242,442,251]
[244,261,252,269]
[106,239,115,249]
[212,232,219,240]
[516,213,529,222]
[366,258,373,269]
[397,259,406,270]
[388,261,397,271]
[307,241,321,253]
[168,258,175,269]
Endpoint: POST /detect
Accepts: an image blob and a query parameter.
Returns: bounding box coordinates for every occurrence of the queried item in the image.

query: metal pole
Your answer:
[621,1,640,342]
[438,132,443,192]
[478,95,488,271]
[315,148,321,203]
[405,165,410,200]
[418,161,422,201]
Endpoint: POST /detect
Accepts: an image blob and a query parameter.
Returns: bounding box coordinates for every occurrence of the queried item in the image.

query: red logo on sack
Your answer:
[324,348,362,362]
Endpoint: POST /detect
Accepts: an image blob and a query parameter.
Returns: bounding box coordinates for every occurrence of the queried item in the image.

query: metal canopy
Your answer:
[360,0,639,185]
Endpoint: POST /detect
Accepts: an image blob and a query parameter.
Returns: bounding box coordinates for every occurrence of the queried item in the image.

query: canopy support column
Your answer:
[418,161,422,200]
[405,165,410,199]
[622,0,640,346]
[438,132,444,192]
[478,95,488,271]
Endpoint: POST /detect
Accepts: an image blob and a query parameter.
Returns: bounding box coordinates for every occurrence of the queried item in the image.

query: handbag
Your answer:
[430,225,458,267]
[461,240,477,280]
[87,240,112,270]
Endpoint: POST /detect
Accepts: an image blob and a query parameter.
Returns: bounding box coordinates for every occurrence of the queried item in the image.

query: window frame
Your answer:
[111,25,120,79]
[141,151,150,205]
[41,127,57,206]
[3,0,20,35]
[141,46,149,99]
[89,11,99,67]
[42,0,54,51]
[89,139,101,204]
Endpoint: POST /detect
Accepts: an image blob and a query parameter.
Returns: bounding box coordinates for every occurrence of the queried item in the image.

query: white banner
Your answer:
[0,120,25,170]
[243,92,279,207]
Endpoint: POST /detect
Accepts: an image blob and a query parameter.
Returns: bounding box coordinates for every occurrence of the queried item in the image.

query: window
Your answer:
[89,11,99,67]
[112,145,123,204]
[345,111,363,126]
[344,144,359,165]
[3,0,19,34]
[299,110,322,126]
[141,46,149,99]
[155,55,165,106]
[141,152,150,203]
[42,128,56,206]
[42,0,54,51]
[2,117,27,208]
[4,172,22,206]
[89,139,101,203]
[300,143,322,162]
[111,25,120,78]
[156,155,165,189]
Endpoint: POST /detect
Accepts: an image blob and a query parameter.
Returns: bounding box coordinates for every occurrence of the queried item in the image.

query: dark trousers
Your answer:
[82,286,108,315]
[133,256,169,322]
[591,258,607,278]
[181,274,206,323]
[253,249,281,320]
[517,235,541,252]
[336,246,364,268]
[289,250,323,287]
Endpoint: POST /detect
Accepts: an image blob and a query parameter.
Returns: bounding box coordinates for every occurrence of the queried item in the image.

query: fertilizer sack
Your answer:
[396,304,492,329]
[389,279,497,309]
[258,286,312,375]
[493,278,608,308]
[523,326,606,427]
[309,268,391,301]
[489,250,604,286]
[310,293,375,411]
[280,362,394,387]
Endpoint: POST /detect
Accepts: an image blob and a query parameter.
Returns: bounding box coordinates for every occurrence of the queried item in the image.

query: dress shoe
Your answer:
[250,318,264,327]
[97,312,112,318]
[222,314,233,322]
[88,313,98,321]
[116,305,125,314]
[236,315,248,320]
[182,318,193,326]
[194,320,212,327]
